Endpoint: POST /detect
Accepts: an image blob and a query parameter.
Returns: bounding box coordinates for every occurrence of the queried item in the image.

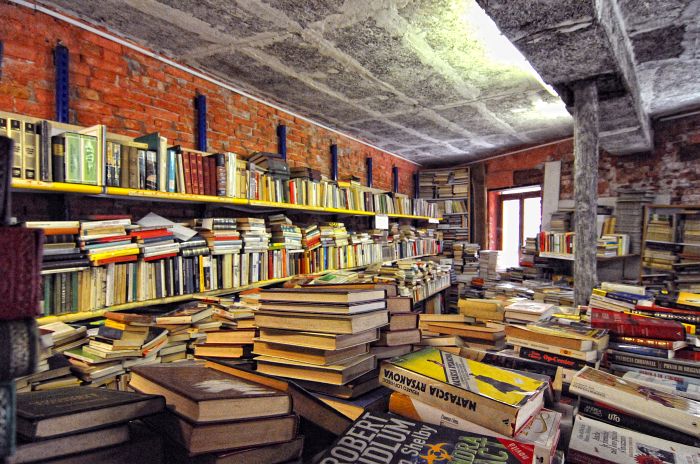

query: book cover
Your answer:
[50,135,65,183]
[0,227,43,319]
[22,121,37,180]
[8,119,22,178]
[380,347,547,436]
[606,349,700,378]
[145,150,157,190]
[64,133,81,184]
[80,134,98,185]
[568,415,700,464]
[570,366,700,437]
[516,346,593,370]
[316,411,536,463]
[16,387,165,440]
[590,308,685,340]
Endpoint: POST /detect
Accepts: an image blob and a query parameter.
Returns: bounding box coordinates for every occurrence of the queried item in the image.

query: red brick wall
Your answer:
[0,2,417,194]
[484,112,700,204]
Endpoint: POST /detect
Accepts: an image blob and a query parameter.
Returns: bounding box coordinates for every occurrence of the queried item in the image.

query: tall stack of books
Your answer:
[300,224,321,251]
[237,217,268,253]
[130,363,302,461]
[253,288,387,386]
[505,319,608,384]
[12,387,165,463]
[615,189,655,254]
[478,250,499,280]
[569,367,700,462]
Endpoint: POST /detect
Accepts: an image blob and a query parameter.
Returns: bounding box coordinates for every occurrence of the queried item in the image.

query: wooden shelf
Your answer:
[14,182,439,221]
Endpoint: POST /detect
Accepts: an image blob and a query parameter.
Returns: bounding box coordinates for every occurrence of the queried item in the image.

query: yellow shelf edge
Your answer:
[104,187,247,205]
[12,179,102,194]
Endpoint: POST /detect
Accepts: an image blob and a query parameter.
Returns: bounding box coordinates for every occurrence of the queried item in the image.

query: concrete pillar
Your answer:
[573,80,599,307]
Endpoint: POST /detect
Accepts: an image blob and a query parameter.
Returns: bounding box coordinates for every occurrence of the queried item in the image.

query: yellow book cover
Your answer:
[380,346,546,436]
[88,248,139,261]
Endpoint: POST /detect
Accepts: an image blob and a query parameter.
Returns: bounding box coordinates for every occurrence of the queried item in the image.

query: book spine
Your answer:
[167,147,177,192]
[105,141,114,186]
[80,135,98,185]
[606,350,700,379]
[607,342,671,358]
[577,397,700,447]
[137,149,146,190]
[517,346,591,370]
[8,119,22,178]
[35,120,52,181]
[611,336,677,350]
[202,154,211,196]
[196,154,204,195]
[0,319,38,380]
[380,363,518,437]
[630,307,700,329]
[567,449,615,464]
[128,146,139,189]
[509,337,593,361]
[51,135,66,183]
[145,150,157,190]
[182,152,192,194]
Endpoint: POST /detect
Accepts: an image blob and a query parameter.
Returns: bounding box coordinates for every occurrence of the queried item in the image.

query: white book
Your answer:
[569,415,700,463]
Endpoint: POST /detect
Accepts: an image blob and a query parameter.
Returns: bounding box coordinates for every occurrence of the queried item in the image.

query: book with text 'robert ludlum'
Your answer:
[380,347,547,437]
[315,411,536,464]
[570,366,700,437]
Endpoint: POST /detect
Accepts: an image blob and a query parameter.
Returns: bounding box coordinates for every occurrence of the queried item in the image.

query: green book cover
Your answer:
[64,133,81,184]
[81,134,98,185]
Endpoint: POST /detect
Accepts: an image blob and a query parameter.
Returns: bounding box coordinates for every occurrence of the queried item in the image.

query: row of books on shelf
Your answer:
[418,167,470,199]
[537,231,630,257]
[3,111,439,218]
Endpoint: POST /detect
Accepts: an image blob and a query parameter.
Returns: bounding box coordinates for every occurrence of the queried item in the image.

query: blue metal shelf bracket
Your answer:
[195,94,207,152]
[330,144,338,181]
[54,43,69,123]
[413,173,419,199]
[366,157,373,188]
[277,125,287,161]
[392,166,399,193]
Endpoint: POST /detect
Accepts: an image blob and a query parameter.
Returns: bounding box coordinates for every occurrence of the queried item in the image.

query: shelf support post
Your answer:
[330,144,338,181]
[392,166,399,193]
[366,157,373,188]
[53,43,69,123]
[573,79,599,306]
[195,94,207,152]
[277,125,287,161]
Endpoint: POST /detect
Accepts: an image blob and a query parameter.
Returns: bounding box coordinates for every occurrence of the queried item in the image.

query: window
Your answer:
[495,186,542,269]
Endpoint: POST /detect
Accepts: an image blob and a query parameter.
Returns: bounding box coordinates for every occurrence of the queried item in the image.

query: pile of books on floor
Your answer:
[370,300,419,360]
[315,346,563,464]
[196,296,257,360]
[458,298,505,322]
[253,288,386,385]
[418,313,506,350]
[11,387,165,463]
[452,242,480,283]
[533,285,575,307]
[129,362,303,462]
[504,300,556,324]
[568,367,700,462]
[505,318,608,384]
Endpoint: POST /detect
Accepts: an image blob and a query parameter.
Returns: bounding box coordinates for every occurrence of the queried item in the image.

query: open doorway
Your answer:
[493,186,542,270]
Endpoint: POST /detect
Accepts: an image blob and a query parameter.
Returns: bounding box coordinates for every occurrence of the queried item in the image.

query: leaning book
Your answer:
[568,414,700,464]
[379,347,547,436]
[316,411,538,464]
[569,366,700,437]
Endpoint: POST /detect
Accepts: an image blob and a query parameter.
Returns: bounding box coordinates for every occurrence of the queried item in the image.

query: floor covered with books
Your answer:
[3,0,700,462]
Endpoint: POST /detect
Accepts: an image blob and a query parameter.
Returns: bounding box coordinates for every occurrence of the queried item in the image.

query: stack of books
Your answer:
[418,314,505,350]
[549,210,572,232]
[269,215,303,252]
[478,250,499,280]
[237,217,268,253]
[130,224,178,261]
[615,189,655,254]
[300,224,320,251]
[130,363,302,461]
[253,288,387,385]
[589,284,652,311]
[370,305,419,360]
[646,214,674,241]
[506,319,608,383]
[569,367,700,461]
[504,301,555,324]
[194,218,241,255]
[155,303,219,362]
[25,221,89,274]
[193,299,255,360]
[79,218,139,266]
[12,387,165,463]
[320,222,348,247]
[643,245,677,270]
[376,347,560,463]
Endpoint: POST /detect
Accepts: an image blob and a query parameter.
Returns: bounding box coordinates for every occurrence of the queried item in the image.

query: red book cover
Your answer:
[289,181,296,204]
[144,252,178,262]
[202,155,211,196]
[86,214,132,220]
[632,303,700,329]
[0,228,43,319]
[92,254,138,266]
[182,152,193,194]
[208,157,217,196]
[675,349,700,361]
[196,155,205,196]
[591,308,685,341]
[130,229,173,239]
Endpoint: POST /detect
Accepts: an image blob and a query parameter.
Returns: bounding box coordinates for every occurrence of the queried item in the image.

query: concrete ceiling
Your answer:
[35,0,700,165]
[479,0,700,155]
[37,0,574,166]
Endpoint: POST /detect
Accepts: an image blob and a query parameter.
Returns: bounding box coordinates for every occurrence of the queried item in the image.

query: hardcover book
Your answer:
[590,307,685,340]
[316,411,540,464]
[129,363,290,422]
[258,288,386,304]
[380,347,547,436]
[570,366,700,437]
[0,318,38,380]
[568,415,700,464]
[0,227,43,319]
[16,387,165,440]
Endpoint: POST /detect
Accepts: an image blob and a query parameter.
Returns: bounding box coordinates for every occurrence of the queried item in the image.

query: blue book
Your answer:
[609,342,673,359]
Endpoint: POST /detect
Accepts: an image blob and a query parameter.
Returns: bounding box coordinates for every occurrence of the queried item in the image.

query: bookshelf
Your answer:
[639,204,700,291]
[418,167,471,246]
